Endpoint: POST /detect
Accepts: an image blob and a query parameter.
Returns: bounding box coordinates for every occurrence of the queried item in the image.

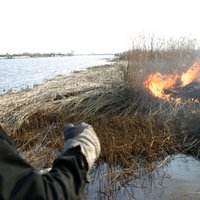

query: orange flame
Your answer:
[180,62,200,87]
[143,61,200,102]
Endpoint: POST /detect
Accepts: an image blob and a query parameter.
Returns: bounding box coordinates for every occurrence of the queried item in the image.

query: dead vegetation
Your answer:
[1,36,200,198]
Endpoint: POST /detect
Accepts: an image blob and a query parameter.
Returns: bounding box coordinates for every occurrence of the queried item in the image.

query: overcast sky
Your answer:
[0,0,200,54]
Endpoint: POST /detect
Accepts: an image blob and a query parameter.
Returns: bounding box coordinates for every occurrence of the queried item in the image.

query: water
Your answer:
[0,54,114,94]
[87,154,200,200]
[134,154,200,200]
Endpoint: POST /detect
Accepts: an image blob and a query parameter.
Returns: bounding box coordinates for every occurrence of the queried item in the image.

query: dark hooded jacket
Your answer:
[0,126,88,200]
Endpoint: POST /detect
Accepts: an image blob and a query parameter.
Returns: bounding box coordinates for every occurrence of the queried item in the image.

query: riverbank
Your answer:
[0,59,199,165]
[0,62,125,135]
[0,53,115,60]
[0,53,71,60]
[1,59,200,199]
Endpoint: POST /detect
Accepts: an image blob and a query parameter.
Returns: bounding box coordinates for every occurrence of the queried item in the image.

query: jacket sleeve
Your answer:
[0,126,88,200]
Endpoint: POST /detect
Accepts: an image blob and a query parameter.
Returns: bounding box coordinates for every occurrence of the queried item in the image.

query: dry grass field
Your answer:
[1,36,200,198]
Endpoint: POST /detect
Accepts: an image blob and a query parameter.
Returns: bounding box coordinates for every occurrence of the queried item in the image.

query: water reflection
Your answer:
[87,154,200,200]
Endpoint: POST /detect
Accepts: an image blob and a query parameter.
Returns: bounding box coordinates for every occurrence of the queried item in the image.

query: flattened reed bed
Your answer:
[0,63,125,135]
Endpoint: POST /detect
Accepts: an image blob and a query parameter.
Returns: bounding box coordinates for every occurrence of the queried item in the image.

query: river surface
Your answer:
[0,54,114,94]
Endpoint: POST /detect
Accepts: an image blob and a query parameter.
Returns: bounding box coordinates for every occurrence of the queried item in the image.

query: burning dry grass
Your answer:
[123,35,200,158]
[125,36,199,90]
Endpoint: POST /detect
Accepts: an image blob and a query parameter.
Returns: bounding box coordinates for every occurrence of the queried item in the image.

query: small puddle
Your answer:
[87,154,200,200]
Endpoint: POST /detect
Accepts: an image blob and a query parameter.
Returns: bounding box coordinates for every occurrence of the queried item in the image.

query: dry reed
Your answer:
[1,36,200,198]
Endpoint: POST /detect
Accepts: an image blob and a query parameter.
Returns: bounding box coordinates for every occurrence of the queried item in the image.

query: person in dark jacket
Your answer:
[0,122,101,200]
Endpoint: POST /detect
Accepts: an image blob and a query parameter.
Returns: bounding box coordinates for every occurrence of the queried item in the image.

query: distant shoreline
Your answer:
[0,53,115,60]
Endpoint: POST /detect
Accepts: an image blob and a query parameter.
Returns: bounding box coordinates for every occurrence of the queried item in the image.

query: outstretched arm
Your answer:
[0,123,100,200]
